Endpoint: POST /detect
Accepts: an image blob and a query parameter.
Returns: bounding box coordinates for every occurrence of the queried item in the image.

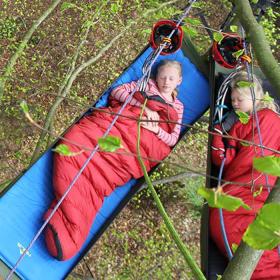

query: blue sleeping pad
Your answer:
[0,47,209,280]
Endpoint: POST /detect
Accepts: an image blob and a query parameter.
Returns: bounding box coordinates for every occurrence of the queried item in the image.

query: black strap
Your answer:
[225,143,236,150]
[194,11,213,41]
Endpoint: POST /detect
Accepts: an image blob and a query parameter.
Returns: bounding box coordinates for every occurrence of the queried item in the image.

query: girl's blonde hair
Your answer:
[230,71,278,113]
[156,60,182,99]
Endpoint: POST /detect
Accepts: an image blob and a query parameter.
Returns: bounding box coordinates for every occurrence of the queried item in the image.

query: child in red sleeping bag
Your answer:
[44,60,184,260]
[210,71,280,279]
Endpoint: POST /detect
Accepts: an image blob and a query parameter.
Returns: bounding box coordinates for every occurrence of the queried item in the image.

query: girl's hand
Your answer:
[141,117,159,134]
[144,107,159,128]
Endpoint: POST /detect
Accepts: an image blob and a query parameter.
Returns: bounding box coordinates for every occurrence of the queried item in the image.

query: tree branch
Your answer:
[0,0,62,102]
[30,4,103,162]
[29,0,181,162]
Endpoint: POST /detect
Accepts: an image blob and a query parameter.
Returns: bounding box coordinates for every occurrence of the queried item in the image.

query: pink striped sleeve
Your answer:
[156,100,184,147]
[110,81,142,106]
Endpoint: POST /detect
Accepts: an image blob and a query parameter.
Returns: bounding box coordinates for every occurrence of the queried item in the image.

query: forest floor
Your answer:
[1,0,278,279]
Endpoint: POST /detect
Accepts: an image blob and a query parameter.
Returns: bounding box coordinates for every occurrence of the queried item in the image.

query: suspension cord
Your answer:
[240,27,270,193]
[218,158,234,259]
[6,1,197,279]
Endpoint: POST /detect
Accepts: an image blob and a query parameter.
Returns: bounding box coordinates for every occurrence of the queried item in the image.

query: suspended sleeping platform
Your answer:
[201,26,280,279]
[3,0,277,277]
[0,10,211,280]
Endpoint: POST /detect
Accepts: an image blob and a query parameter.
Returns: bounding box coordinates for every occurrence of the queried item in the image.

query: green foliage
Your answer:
[232,49,244,59]
[236,111,250,124]
[98,135,122,152]
[243,203,280,250]
[236,81,254,88]
[253,156,280,176]
[20,100,29,113]
[110,2,122,14]
[253,186,263,198]
[197,187,251,211]
[52,144,78,156]
[182,25,198,38]
[262,92,274,104]
[231,243,238,253]
[0,179,12,192]
[213,32,224,44]
[178,177,204,218]
[185,17,201,26]
[182,17,201,38]
[259,8,280,54]
[240,141,250,147]
[61,2,81,12]
[0,17,18,40]
[230,25,238,32]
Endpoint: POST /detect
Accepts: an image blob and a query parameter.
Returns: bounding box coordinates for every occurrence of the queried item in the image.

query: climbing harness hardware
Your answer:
[150,20,183,55]
[212,33,251,69]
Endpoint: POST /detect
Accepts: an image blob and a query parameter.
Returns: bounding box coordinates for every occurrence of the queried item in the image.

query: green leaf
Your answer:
[52,144,76,156]
[110,3,119,13]
[240,141,250,147]
[213,32,224,44]
[197,187,251,211]
[253,186,263,198]
[232,49,244,59]
[243,203,280,250]
[236,81,254,88]
[182,26,198,37]
[20,100,29,113]
[141,29,151,35]
[262,92,274,103]
[251,0,259,4]
[82,20,94,29]
[231,243,238,253]
[253,156,280,176]
[236,111,250,124]
[185,18,201,26]
[216,275,222,280]
[230,25,238,32]
[61,2,77,12]
[98,135,122,152]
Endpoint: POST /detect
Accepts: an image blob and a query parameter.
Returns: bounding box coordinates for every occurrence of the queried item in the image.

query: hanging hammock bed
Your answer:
[0,24,210,279]
[201,63,280,279]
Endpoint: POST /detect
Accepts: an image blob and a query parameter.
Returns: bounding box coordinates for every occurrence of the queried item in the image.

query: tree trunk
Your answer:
[233,0,280,96]
[222,179,280,279]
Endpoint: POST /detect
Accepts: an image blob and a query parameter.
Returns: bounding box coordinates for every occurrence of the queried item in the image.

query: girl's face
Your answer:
[231,89,254,114]
[156,65,182,97]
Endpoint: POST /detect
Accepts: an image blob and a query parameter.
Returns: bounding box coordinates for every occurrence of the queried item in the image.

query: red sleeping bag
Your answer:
[44,92,178,260]
[210,109,280,279]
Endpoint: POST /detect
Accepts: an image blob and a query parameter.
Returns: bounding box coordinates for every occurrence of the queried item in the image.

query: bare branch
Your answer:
[0,0,62,102]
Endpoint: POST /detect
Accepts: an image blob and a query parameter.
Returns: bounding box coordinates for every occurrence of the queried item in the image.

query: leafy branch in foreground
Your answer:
[135,102,206,280]
[253,156,280,177]
[197,186,250,211]
[243,203,280,250]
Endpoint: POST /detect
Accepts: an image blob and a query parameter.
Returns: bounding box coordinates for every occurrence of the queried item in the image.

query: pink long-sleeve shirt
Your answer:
[111,79,184,146]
